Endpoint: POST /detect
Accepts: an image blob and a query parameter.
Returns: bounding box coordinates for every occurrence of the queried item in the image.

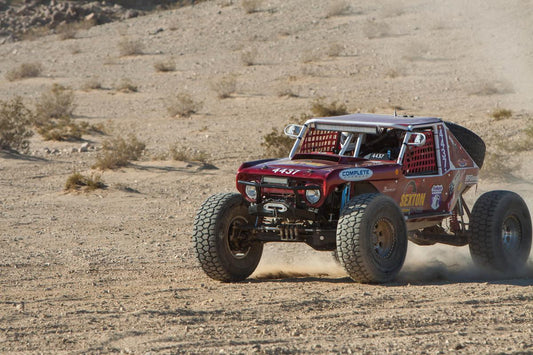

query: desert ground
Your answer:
[1,0,533,353]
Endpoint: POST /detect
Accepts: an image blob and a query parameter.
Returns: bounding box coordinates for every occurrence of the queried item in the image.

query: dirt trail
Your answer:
[1,0,533,353]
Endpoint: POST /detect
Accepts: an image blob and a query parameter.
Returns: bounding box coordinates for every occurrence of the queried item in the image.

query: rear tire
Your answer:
[336,193,408,283]
[469,191,532,273]
[444,121,486,168]
[193,193,263,282]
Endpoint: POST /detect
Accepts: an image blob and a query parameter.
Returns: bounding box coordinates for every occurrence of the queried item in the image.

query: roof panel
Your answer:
[308,113,442,129]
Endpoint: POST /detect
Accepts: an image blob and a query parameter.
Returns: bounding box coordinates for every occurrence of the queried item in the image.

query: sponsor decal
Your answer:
[400,180,425,210]
[400,193,426,208]
[457,158,468,168]
[438,125,450,172]
[339,168,373,181]
[465,174,479,184]
[272,168,300,175]
[383,186,396,193]
[430,185,443,210]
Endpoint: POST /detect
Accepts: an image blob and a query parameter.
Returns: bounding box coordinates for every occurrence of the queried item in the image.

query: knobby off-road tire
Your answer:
[469,191,532,273]
[444,121,486,168]
[193,192,263,282]
[336,193,408,283]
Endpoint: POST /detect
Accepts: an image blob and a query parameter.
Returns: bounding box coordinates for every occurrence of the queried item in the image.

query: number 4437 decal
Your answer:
[272,168,300,175]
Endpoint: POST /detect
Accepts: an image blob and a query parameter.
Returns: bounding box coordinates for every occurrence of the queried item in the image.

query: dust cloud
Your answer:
[252,242,533,283]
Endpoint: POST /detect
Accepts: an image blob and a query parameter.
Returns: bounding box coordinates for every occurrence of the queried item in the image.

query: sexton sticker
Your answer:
[339,168,373,181]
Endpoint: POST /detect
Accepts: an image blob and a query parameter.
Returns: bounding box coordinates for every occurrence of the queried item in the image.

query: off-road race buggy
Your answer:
[193,114,532,283]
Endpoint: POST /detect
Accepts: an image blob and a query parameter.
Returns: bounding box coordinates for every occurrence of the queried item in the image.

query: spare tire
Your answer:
[444,121,486,168]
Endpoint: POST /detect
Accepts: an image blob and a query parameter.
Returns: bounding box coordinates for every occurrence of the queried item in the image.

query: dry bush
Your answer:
[241,48,258,66]
[241,0,262,13]
[167,93,202,118]
[301,49,321,64]
[311,98,348,117]
[93,134,146,170]
[262,113,311,158]
[118,37,144,56]
[116,79,138,93]
[325,1,350,18]
[82,78,103,91]
[5,62,42,81]
[65,172,106,192]
[277,83,299,98]
[363,20,391,39]
[154,59,176,72]
[491,108,513,120]
[170,145,210,163]
[211,75,237,99]
[34,84,76,124]
[34,84,96,141]
[327,43,344,57]
[0,97,34,153]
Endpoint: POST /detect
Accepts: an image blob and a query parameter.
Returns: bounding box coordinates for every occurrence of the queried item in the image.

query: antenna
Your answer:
[394,108,397,117]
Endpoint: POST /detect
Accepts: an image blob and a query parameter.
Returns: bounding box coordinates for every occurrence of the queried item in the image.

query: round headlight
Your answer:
[305,189,321,204]
[245,185,257,200]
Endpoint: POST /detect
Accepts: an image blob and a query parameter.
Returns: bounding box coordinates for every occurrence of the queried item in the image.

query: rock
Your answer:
[85,13,95,21]
[79,142,90,152]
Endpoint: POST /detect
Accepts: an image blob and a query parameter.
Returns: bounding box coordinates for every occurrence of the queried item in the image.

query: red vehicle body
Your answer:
[194,114,531,283]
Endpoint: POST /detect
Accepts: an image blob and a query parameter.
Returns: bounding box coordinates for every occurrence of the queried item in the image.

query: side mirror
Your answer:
[284,124,303,139]
[406,132,426,147]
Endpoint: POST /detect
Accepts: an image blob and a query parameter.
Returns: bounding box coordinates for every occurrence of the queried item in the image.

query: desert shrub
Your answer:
[325,1,350,18]
[241,48,258,66]
[211,75,237,99]
[65,172,106,192]
[34,84,76,123]
[82,78,103,91]
[277,84,299,98]
[93,134,146,170]
[167,93,202,117]
[327,43,344,57]
[5,62,42,81]
[116,79,138,93]
[241,0,262,13]
[491,108,512,120]
[311,98,348,117]
[34,84,101,141]
[56,20,95,41]
[118,37,144,56]
[170,145,209,163]
[154,59,176,72]
[0,97,34,152]
[262,113,311,158]
[363,20,391,39]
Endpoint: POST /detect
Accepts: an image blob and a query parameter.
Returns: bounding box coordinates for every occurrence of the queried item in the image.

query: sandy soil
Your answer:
[1,0,533,353]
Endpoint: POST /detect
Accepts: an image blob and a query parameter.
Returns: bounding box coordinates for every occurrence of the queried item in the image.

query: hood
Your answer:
[237,154,400,181]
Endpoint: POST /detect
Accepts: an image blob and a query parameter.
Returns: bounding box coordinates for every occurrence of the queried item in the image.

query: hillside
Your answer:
[1,0,532,353]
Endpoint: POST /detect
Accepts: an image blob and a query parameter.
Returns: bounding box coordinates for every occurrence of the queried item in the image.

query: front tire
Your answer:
[193,192,263,282]
[469,191,532,273]
[336,193,408,283]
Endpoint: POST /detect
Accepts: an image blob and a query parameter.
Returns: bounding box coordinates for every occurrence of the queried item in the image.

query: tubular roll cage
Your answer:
[288,118,449,176]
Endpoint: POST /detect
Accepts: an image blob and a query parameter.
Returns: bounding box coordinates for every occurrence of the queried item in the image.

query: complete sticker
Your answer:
[339,168,373,181]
